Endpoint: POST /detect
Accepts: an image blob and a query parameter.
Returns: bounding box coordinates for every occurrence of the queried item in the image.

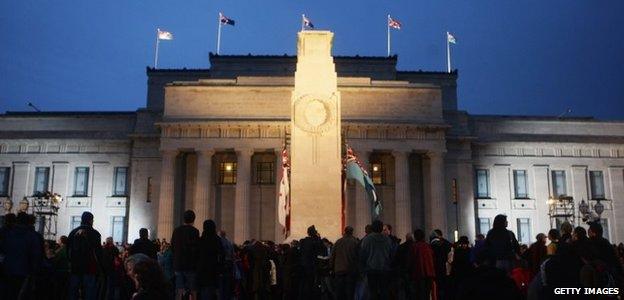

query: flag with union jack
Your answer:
[345,145,381,218]
[303,15,314,29]
[219,12,236,26]
[277,146,291,238]
[388,16,401,30]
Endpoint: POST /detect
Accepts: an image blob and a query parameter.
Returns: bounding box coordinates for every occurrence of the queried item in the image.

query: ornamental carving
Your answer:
[293,94,337,134]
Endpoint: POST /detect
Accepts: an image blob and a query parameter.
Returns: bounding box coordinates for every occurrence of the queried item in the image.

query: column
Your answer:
[194,150,214,224]
[234,149,253,244]
[608,167,624,243]
[157,150,177,240]
[355,149,372,238]
[427,151,447,233]
[393,151,412,238]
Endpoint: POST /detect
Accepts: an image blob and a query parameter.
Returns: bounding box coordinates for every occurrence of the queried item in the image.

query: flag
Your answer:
[277,146,291,238]
[345,145,381,217]
[157,29,173,40]
[447,32,457,44]
[303,15,314,29]
[388,16,401,30]
[220,12,236,26]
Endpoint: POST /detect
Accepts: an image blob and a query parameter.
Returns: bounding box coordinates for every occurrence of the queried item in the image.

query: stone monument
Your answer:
[290,31,342,241]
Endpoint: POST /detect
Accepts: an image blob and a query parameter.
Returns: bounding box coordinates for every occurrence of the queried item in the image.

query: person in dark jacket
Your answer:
[430,228,452,300]
[67,211,103,300]
[450,236,473,292]
[298,225,325,299]
[0,212,44,300]
[360,220,392,300]
[197,220,224,300]
[331,226,359,300]
[394,232,414,299]
[171,210,200,300]
[485,214,520,274]
[588,222,622,285]
[130,228,158,259]
[525,233,547,279]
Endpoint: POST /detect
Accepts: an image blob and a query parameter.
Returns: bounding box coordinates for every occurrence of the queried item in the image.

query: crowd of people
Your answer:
[1,210,623,299]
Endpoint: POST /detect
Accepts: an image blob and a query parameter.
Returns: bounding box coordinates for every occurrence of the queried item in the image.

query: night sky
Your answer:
[1,0,622,119]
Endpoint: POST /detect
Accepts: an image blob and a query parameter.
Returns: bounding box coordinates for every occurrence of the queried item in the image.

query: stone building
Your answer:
[1,33,623,244]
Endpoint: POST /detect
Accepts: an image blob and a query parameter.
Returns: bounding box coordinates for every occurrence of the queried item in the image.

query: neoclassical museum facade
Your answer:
[1,33,623,244]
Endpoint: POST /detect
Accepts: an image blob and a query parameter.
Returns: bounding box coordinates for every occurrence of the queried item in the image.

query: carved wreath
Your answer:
[293,94,337,134]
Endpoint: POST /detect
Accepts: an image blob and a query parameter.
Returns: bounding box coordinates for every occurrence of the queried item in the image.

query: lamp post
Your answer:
[578,198,604,223]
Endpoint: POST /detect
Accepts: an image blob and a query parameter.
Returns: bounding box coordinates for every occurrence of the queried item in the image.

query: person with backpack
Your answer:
[67,211,104,300]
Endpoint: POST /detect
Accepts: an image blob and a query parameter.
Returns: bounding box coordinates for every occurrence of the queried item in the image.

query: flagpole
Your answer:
[387,15,391,57]
[154,29,160,68]
[217,14,222,55]
[446,31,451,73]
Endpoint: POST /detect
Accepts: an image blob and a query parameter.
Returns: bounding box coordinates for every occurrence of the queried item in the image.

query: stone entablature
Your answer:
[0,141,131,155]
[474,144,624,158]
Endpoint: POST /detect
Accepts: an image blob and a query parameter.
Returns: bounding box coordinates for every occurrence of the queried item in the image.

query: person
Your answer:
[53,235,70,300]
[128,255,169,300]
[393,232,414,300]
[171,210,200,300]
[248,240,271,299]
[588,222,622,285]
[298,225,325,299]
[457,248,521,300]
[560,221,573,244]
[0,212,44,300]
[67,211,104,300]
[360,220,392,300]
[130,228,158,259]
[282,240,301,300]
[331,226,359,300]
[450,236,473,292]
[469,234,485,266]
[525,233,547,279]
[157,240,174,299]
[218,230,234,300]
[485,214,519,274]
[102,236,121,300]
[410,229,435,300]
[430,229,452,300]
[197,220,224,300]
[546,229,560,256]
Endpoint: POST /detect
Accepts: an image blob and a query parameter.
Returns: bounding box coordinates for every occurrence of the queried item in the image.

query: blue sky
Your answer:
[1,0,622,119]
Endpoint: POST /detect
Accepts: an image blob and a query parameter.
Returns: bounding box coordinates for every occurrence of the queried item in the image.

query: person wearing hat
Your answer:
[67,211,103,300]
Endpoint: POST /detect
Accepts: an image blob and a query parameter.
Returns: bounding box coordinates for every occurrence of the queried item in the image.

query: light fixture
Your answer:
[579,199,589,215]
[225,163,233,171]
[373,165,379,172]
[594,200,604,216]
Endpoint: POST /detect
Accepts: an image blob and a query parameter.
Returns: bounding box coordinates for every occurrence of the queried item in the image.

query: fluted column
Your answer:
[157,150,178,240]
[355,149,372,237]
[194,149,214,225]
[234,149,254,244]
[393,151,412,237]
[427,151,447,233]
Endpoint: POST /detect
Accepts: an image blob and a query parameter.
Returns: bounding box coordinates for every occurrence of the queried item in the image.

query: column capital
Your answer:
[196,149,215,157]
[236,148,255,157]
[426,150,445,159]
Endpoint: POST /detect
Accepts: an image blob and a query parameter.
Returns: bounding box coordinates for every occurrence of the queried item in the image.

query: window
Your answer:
[70,216,82,230]
[113,167,128,196]
[478,218,491,235]
[218,162,237,184]
[517,218,531,245]
[475,169,490,198]
[146,177,153,203]
[74,167,89,196]
[513,170,528,199]
[551,170,567,198]
[255,162,274,184]
[34,167,50,195]
[0,167,10,196]
[371,162,385,185]
[589,171,605,200]
[111,216,126,244]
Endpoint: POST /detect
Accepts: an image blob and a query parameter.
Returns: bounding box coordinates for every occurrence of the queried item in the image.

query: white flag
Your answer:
[447,32,457,44]
[158,29,173,40]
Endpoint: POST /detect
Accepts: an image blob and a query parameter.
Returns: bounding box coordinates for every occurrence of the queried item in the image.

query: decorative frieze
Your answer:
[475,145,624,158]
